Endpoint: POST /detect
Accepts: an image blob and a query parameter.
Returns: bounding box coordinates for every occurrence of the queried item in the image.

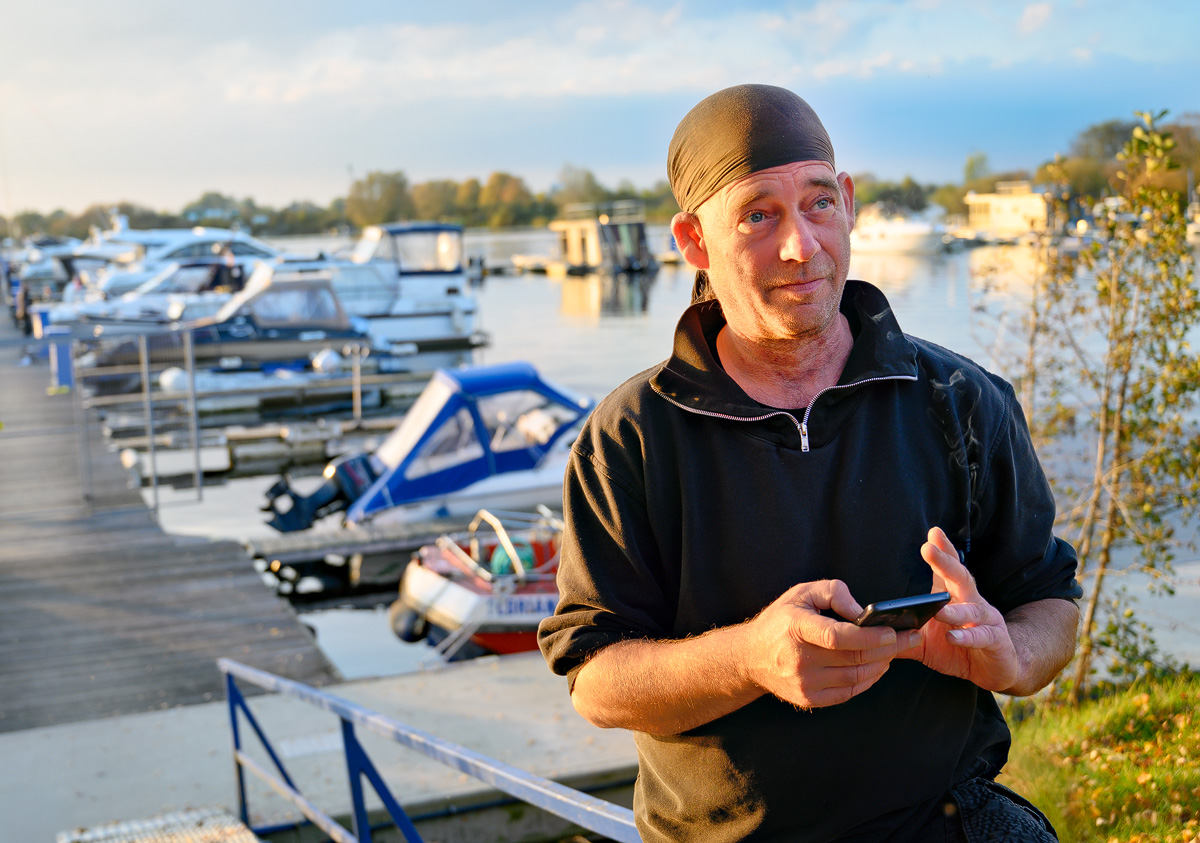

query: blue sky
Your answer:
[1,0,1197,214]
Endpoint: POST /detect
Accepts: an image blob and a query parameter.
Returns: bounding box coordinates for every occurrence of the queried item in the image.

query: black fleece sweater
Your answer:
[538,280,1081,842]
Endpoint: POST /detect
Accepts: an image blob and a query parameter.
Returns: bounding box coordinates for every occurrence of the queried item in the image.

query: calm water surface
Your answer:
[170,230,1196,677]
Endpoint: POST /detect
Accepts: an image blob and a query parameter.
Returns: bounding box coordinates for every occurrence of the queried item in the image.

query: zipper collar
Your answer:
[649,280,921,451]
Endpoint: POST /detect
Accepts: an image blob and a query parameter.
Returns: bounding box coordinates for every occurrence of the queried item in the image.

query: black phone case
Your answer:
[853,591,951,630]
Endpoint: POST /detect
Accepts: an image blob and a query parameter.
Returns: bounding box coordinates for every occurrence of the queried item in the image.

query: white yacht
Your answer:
[850,204,946,254]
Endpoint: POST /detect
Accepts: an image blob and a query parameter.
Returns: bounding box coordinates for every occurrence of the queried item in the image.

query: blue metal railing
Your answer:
[218,657,641,843]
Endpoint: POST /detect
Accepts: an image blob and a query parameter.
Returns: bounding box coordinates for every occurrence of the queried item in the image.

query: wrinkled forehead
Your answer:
[668,84,835,214]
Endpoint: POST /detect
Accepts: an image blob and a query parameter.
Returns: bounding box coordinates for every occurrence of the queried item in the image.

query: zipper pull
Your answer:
[799,421,810,452]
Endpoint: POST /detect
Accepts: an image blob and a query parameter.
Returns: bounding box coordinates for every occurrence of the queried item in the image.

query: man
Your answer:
[537,85,1081,842]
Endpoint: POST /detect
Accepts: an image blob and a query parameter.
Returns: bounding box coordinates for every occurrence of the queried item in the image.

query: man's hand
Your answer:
[740,579,923,709]
[901,526,1021,693]
[571,578,921,735]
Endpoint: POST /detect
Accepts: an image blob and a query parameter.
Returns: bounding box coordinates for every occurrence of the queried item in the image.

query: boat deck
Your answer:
[0,317,340,734]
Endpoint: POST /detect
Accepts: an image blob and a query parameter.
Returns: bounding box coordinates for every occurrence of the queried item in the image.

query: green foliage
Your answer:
[345,170,415,228]
[1096,586,1186,685]
[964,151,990,183]
[994,111,1198,696]
[1003,671,1200,842]
[852,173,932,214]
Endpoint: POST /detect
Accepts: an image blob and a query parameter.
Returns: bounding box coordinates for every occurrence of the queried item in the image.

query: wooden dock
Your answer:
[0,320,340,734]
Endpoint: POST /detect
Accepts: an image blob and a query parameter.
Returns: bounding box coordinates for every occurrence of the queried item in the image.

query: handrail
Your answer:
[218,657,641,843]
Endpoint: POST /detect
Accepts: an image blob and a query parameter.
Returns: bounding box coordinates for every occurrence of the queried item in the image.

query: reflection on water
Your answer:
[253,232,1200,676]
[559,272,657,318]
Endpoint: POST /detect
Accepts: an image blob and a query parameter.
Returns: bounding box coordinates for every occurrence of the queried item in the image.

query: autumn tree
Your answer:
[994,113,1199,699]
[345,170,415,227]
[411,180,460,222]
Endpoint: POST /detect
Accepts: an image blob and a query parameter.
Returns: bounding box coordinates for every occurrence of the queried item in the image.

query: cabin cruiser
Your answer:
[262,362,593,532]
[46,261,247,336]
[77,267,390,388]
[94,228,281,298]
[278,221,483,352]
[850,204,947,254]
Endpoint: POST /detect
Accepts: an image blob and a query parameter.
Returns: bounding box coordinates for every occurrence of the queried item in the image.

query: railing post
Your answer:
[184,328,202,502]
[72,338,93,510]
[225,672,250,826]
[342,719,373,843]
[138,333,159,517]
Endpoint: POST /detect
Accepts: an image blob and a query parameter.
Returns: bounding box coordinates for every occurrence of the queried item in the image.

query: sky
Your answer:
[1,0,1197,215]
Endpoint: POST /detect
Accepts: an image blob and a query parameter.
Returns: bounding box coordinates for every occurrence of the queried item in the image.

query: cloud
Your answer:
[1019,2,1053,34]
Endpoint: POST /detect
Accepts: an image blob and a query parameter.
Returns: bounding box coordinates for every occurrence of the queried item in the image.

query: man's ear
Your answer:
[670,212,709,270]
[838,172,856,234]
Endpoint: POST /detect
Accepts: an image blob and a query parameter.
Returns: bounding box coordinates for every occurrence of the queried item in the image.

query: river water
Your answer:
[147,228,1200,679]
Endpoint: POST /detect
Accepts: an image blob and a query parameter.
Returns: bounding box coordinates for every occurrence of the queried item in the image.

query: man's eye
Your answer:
[746,211,766,224]
[813,198,833,210]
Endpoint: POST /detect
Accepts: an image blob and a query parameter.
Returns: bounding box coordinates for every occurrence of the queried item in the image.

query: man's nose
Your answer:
[778,213,821,263]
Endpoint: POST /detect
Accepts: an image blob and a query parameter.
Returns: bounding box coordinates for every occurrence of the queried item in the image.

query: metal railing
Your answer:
[219,658,641,843]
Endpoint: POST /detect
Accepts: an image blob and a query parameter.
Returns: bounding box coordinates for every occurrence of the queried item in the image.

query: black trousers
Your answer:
[908,777,1059,843]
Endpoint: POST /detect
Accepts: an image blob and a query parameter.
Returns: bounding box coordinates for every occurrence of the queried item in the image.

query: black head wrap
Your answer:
[668,84,835,214]
[669,85,836,302]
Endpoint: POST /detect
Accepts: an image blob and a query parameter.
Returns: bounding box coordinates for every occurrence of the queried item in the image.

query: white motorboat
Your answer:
[274,222,484,352]
[47,261,244,335]
[851,204,946,254]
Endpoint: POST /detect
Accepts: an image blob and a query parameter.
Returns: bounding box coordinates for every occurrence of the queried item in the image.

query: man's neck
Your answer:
[715,314,854,409]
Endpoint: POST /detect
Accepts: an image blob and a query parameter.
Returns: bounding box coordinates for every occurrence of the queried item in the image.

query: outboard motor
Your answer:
[261,451,381,532]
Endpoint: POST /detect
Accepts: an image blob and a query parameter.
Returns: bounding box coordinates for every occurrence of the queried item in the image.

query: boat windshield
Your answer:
[393,230,462,272]
[475,390,579,452]
[350,227,384,264]
[245,285,342,327]
[128,264,216,298]
[374,377,458,470]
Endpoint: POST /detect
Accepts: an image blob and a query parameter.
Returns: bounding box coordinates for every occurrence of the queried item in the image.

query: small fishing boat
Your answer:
[388,508,563,660]
[261,361,593,532]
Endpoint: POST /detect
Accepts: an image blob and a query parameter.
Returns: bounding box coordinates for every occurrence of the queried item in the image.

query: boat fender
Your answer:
[311,348,344,373]
[159,366,189,391]
[489,541,536,576]
[389,602,428,643]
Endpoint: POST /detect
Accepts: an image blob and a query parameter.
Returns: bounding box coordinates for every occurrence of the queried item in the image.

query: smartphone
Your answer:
[853,591,951,631]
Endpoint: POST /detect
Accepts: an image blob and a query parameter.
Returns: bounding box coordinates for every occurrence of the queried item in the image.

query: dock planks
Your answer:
[0,320,341,734]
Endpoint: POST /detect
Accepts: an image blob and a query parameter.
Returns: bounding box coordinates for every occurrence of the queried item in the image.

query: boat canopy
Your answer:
[207,268,350,331]
[350,222,464,273]
[345,362,593,524]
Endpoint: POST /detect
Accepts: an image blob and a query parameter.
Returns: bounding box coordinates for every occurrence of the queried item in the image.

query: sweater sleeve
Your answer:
[537,436,674,690]
[968,383,1083,615]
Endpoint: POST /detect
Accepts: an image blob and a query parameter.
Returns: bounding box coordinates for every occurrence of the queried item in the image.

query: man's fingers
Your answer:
[787,578,864,619]
[921,527,980,602]
[792,611,897,652]
[937,600,998,628]
[808,661,892,707]
[945,623,1007,650]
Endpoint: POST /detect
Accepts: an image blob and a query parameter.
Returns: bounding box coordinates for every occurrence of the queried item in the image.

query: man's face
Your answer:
[692,161,855,344]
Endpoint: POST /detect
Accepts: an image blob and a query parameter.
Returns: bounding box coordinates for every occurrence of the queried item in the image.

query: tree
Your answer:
[554,164,609,207]
[1070,119,1139,162]
[964,152,990,184]
[853,173,931,214]
[1000,113,1198,700]
[345,170,415,227]
[411,180,459,222]
[479,172,534,227]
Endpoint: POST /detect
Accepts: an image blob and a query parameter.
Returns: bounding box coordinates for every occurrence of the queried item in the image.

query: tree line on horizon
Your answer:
[4,112,1198,242]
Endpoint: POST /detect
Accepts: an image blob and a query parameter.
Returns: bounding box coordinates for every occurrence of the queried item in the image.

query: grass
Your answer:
[999,671,1200,842]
